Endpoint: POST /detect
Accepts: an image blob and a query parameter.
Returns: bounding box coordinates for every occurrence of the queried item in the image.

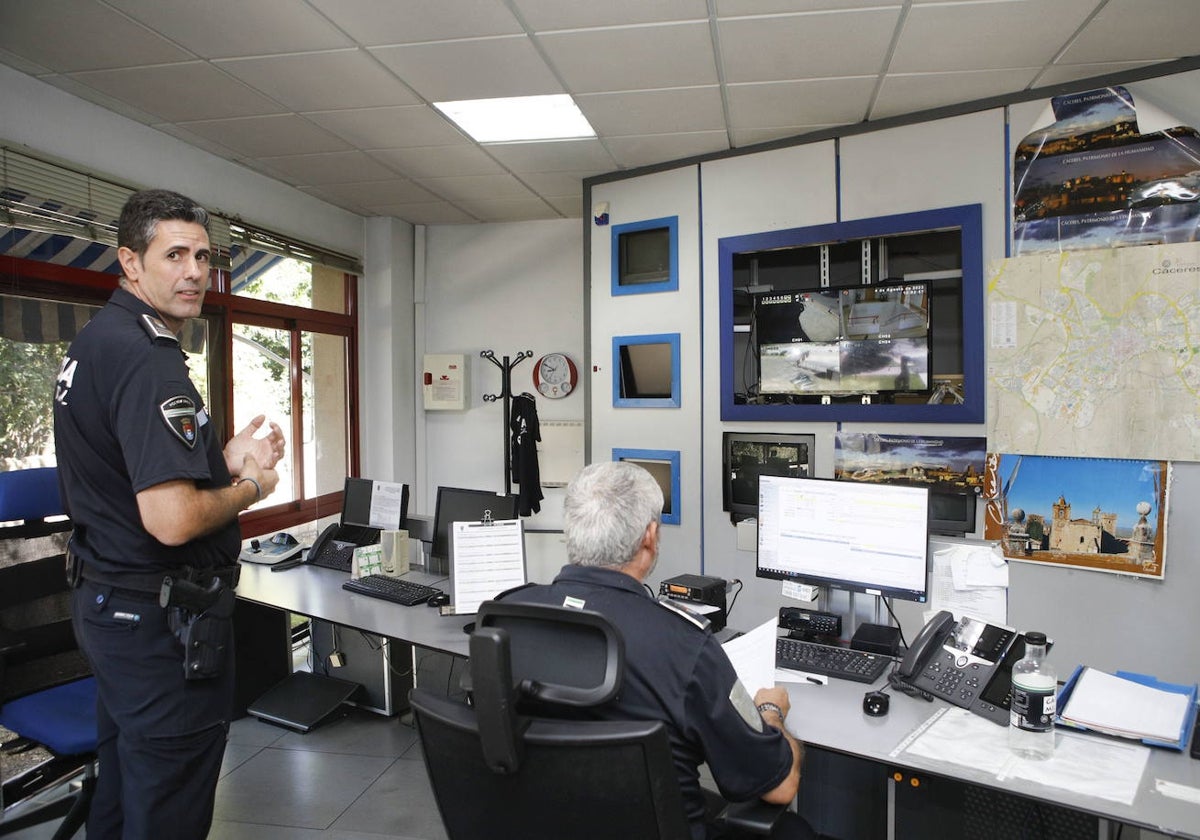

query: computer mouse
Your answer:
[427,592,449,607]
[270,532,299,546]
[863,691,890,717]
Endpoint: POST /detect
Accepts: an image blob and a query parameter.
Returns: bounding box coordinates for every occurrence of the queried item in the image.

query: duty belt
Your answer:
[67,549,240,594]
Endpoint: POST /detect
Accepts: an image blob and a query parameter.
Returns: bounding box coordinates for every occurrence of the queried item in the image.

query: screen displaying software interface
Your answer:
[757,475,930,601]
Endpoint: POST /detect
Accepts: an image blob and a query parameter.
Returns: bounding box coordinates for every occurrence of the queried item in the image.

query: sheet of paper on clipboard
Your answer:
[448,514,527,615]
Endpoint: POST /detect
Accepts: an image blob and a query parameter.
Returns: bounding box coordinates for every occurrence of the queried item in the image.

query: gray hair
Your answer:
[118,189,209,259]
[564,461,663,568]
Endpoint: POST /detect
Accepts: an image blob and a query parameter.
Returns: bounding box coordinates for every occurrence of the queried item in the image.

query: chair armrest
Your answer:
[718,800,786,836]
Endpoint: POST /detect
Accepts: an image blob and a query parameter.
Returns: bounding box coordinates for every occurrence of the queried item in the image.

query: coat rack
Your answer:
[481,349,533,494]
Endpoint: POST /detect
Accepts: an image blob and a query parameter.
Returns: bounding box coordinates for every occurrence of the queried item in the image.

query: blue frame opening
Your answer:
[612,333,681,408]
[611,216,679,296]
[612,448,681,525]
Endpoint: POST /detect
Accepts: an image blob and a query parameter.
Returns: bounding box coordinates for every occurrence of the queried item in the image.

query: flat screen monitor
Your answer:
[341,478,408,531]
[432,487,520,561]
[722,432,814,521]
[618,225,671,286]
[756,475,931,603]
[755,281,931,396]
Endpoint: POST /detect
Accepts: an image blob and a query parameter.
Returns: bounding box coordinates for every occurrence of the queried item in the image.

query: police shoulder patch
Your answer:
[160,395,198,449]
[656,597,711,631]
[140,314,179,344]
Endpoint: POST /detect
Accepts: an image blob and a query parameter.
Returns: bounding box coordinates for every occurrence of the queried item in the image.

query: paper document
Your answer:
[1059,667,1191,742]
[721,618,777,694]
[448,519,526,614]
[368,480,407,530]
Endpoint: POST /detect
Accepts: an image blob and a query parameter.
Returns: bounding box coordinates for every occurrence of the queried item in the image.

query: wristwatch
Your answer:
[756,701,784,719]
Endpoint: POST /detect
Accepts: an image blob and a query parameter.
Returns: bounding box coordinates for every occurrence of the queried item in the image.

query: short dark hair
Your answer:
[118,189,210,257]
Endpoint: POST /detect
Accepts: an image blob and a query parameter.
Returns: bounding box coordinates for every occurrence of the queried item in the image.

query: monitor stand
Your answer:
[246,671,361,733]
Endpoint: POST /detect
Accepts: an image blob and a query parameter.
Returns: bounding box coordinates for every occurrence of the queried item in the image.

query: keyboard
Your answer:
[775,637,891,684]
[341,574,443,606]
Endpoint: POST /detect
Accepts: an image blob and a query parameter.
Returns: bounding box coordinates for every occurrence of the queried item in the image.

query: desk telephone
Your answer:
[892,610,1030,726]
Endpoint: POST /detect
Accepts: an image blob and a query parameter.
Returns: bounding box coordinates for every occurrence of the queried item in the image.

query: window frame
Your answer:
[0,253,359,539]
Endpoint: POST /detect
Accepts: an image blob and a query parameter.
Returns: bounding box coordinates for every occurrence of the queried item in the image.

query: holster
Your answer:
[65,549,84,588]
[163,577,235,681]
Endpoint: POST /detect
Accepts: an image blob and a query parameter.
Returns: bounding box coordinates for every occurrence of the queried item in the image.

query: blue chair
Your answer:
[0,467,97,839]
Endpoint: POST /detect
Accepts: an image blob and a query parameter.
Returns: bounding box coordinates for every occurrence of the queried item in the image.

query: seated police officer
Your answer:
[504,461,816,840]
[53,188,285,840]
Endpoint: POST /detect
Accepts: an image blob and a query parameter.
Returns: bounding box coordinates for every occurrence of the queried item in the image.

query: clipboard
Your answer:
[447,512,527,616]
[1056,665,1198,751]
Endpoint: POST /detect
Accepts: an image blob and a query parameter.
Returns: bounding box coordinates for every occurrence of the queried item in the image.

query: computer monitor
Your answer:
[722,432,814,522]
[431,487,520,568]
[341,477,409,531]
[756,475,931,603]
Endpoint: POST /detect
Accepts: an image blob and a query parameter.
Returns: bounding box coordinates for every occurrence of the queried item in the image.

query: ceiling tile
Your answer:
[41,74,164,124]
[308,0,523,45]
[66,63,286,122]
[891,0,1098,74]
[483,139,616,173]
[106,0,352,59]
[305,179,442,206]
[513,0,707,31]
[718,9,901,82]
[717,0,899,13]
[305,106,467,149]
[604,131,730,169]
[544,195,584,217]
[576,87,726,136]
[364,202,480,224]
[871,68,1041,121]
[1061,0,1200,64]
[519,171,592,195]
[176,114,352,158]
[369,37,562,102]
[0,45,52,75]
[368,145,506,179]
[727,77,875,128]
[539,23,718,93]
[413,173,537,202]
[453,196,562,222]
[0,0,191,72]
[216,50,420,111]
[253,151,401,186]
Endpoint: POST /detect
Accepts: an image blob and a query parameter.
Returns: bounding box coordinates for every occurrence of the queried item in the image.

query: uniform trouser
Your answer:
[71,578,234,840]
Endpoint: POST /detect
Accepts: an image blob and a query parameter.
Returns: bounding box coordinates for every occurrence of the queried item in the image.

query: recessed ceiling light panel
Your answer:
[433,94,596,143]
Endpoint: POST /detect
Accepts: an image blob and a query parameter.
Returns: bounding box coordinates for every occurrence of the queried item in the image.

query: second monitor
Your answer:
[429,487,519,575]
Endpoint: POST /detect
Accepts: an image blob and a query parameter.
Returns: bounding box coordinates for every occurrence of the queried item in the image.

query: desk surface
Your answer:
[782,669,1200,838]
[237,561,470,658]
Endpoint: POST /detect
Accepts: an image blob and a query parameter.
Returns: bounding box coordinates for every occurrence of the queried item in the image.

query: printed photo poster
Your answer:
[1013,86,1200,255]
[835,433,987,495]
[983,453,1168,578]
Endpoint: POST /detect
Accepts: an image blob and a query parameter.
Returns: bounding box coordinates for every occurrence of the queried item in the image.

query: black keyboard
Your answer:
[775,637,890,684]
[341,574,442,606]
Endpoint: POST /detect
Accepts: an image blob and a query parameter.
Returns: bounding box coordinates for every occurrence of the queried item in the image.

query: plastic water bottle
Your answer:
[1009,631,1056,759]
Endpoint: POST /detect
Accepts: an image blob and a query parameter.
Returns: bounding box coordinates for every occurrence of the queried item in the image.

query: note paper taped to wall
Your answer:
[538,420,584,487]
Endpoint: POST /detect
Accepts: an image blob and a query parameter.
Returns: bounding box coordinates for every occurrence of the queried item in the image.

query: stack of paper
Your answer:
[1058,667,1191,743]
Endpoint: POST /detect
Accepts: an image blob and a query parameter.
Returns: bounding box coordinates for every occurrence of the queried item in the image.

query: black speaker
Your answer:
[850,623,901,657]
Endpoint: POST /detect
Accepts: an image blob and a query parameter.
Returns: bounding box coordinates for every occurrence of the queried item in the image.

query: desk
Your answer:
[781,672,1200,839]
[233,562,471,719]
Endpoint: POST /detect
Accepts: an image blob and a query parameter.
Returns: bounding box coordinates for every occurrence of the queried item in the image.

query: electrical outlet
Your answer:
[328,651,345,668]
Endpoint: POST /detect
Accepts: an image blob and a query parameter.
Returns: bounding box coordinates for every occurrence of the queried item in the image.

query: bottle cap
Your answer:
[1023,631,1047,645]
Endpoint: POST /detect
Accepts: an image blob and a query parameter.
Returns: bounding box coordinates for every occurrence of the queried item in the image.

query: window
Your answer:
[0,245,359,537]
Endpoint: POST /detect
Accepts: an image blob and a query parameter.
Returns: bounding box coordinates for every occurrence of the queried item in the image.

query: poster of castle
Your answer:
[983,453,1168,578]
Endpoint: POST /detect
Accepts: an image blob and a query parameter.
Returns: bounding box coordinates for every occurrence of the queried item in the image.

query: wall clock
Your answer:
[533,352,578,398]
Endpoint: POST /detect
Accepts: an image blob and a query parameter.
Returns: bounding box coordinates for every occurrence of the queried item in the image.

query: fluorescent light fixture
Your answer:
[433,94,596,143]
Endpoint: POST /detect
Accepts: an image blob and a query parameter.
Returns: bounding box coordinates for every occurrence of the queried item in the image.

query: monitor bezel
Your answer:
[431,486,519,560]
[722,431,815,521]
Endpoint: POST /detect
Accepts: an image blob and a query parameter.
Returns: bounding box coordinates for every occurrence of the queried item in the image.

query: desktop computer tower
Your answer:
[309,618,413,716]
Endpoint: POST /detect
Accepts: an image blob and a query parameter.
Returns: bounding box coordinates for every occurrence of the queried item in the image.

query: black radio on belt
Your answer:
[659,574,727,631]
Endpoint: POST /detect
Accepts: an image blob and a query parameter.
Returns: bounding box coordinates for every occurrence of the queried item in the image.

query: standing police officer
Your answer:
[53,189,285,839]
[503,461,816,840]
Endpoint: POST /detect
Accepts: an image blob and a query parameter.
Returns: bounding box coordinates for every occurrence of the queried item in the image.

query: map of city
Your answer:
[987,241,1200,461]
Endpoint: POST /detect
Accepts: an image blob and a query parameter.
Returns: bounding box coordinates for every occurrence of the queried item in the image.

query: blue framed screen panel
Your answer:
[611,216,679,296]
[717,204,984,423]
[612,448,681,526]
[612,333,681,408]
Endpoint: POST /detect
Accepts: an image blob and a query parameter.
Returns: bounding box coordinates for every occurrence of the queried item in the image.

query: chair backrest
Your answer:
[410,601,692,840]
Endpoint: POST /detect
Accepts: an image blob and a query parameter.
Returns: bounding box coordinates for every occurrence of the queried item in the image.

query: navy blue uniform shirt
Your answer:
[53,287,239,581]
[505,564,793,839]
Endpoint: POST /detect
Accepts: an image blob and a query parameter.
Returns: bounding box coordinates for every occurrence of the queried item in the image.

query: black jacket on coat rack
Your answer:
[510,393,544,516]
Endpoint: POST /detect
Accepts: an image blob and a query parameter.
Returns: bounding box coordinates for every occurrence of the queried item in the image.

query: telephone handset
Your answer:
[308,523,339,562]
[891,610,1018,720]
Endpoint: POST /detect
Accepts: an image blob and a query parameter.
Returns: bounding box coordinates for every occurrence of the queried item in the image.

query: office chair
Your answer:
[409,601,782,840]
[0,467,97,839]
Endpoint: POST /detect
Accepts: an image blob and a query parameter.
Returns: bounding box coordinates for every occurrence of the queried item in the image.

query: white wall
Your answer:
[418,218,584,582]
[0,64,361,258]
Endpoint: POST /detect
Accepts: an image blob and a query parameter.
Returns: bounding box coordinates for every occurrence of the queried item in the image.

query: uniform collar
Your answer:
[553,563,650,598]
[110,286,159,319]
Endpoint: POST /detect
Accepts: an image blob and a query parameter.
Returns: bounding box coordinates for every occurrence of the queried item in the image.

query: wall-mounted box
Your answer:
[423,354,468,410]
